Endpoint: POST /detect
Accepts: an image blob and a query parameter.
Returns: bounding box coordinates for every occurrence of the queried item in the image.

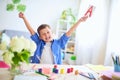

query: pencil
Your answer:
[35,71,49,78]
[111,55,116,64]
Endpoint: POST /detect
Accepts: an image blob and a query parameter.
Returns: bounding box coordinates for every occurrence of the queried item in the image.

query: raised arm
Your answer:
[66,16,88,37]
[19,12,35,35]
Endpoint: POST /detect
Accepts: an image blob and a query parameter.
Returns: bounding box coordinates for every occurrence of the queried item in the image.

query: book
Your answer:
[100,70,120,80]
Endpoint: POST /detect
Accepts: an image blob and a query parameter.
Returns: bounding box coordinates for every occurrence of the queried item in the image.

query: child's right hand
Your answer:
[19,12,24,18]
[79,16,88,22]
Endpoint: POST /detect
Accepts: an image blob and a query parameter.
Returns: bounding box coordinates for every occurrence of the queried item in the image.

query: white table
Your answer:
[0,64,101,80]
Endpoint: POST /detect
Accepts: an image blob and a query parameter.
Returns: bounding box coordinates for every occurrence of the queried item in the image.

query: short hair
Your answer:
[37,24,51,35]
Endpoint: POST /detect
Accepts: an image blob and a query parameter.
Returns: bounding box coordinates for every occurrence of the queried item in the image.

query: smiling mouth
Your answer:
[46,37,51,40]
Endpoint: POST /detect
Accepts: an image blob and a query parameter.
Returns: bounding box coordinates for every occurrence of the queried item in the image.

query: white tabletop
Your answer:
[0,64,101,80]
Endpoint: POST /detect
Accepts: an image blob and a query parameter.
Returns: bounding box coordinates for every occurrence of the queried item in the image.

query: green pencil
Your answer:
[35,71,49,78]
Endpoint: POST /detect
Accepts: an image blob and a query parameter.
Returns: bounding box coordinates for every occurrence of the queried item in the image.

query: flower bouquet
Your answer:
[0,35,36,74]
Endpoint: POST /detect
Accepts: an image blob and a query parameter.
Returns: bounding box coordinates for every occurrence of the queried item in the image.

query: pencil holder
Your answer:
[114,64,120,72]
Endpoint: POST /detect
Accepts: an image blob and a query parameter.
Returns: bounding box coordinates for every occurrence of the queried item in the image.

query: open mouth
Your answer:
[46,37,51,41]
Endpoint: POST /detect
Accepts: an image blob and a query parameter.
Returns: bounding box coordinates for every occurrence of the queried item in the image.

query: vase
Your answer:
[9,64,22,78]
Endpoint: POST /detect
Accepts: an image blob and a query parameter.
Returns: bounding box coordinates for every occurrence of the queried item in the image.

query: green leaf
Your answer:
[21,54,29,63]
[6,4,15,11]
[17,4,26,12]
[12,51,21,65]
[19,49,30,63]
[12,0,21,4]
[12,55,20,65]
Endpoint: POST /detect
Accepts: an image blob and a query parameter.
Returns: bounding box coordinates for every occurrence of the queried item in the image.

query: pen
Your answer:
[79,73,96,79]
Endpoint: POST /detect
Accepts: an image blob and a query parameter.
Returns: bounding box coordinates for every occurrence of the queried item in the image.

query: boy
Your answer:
[19,12,88,64]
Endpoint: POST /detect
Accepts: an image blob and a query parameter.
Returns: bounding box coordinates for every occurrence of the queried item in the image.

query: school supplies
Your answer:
[100,70,120,80]
[79,72,96,80]
[84,5,96,17]
[111,54,120,72]
[85,64,110,73]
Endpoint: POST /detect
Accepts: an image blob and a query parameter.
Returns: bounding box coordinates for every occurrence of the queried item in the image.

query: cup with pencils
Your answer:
[112,54,120,72]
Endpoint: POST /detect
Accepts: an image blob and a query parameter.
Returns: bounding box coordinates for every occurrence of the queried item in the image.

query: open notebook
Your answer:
[85,64,111,73]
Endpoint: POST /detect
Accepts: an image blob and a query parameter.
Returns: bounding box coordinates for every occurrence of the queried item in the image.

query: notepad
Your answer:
[85,64,111,73]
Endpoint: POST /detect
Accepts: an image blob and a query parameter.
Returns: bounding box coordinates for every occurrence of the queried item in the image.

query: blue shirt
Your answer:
[30,33,69,64]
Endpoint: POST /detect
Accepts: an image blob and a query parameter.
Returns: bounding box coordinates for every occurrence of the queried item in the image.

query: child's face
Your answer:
[39,27,53,42]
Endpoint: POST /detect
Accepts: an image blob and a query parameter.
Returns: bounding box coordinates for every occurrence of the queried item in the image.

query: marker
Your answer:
[60,68,65,74]
[35,71,49,78]
[75,70,79,75]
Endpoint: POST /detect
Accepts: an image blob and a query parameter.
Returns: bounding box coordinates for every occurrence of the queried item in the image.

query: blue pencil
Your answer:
[116,56,119,65]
